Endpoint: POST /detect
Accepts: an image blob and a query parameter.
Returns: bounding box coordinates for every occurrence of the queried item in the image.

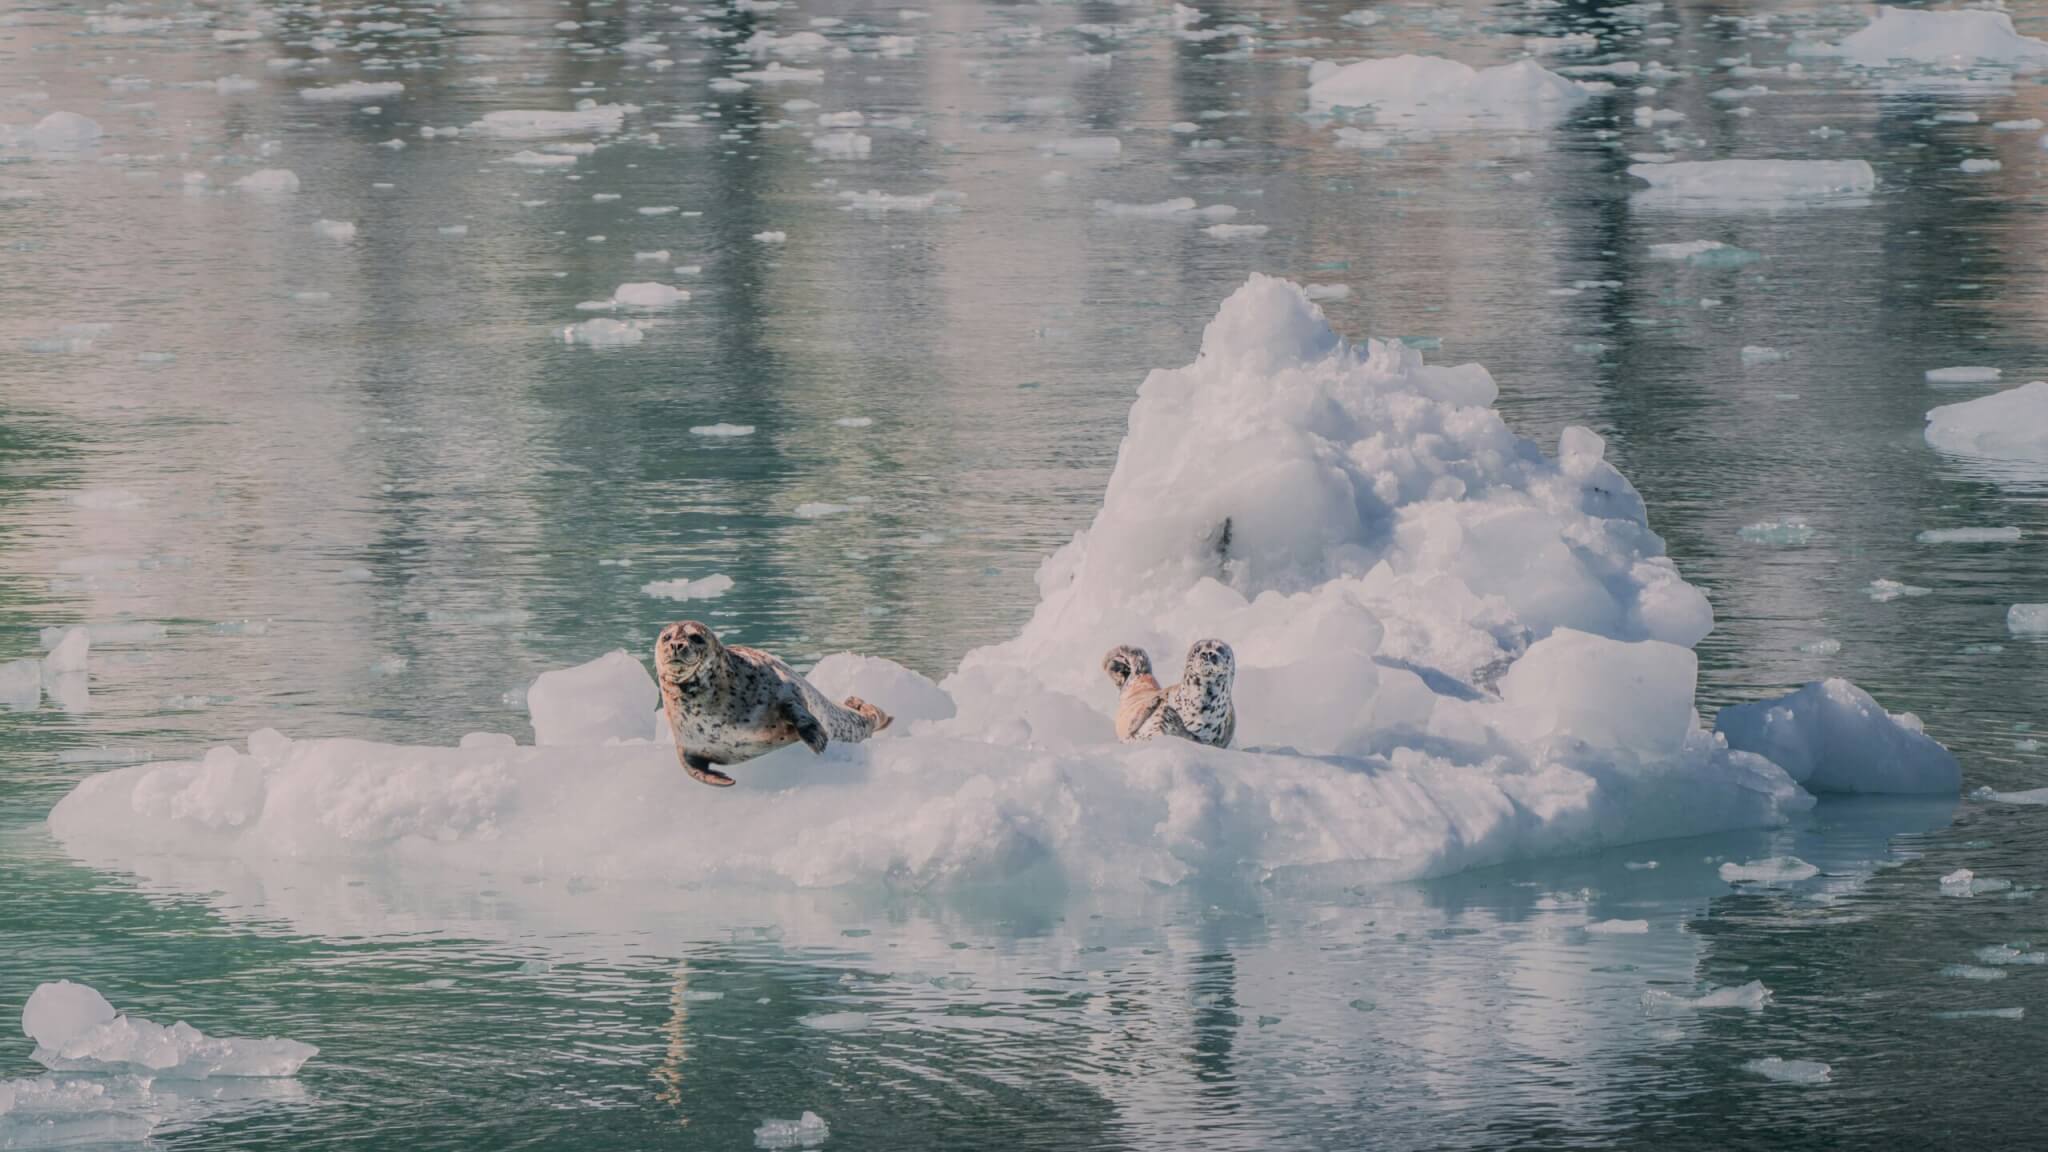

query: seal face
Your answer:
[1106,639,1235,748]
[656,621,892,787]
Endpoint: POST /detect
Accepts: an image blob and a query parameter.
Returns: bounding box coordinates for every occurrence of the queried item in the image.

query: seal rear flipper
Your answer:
[787,700,829,754]
[843,695,892,733]
[682,752,737,788]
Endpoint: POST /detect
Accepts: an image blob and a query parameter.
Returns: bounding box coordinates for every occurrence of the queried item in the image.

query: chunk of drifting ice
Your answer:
[1916,527,2020,544]
[641,574,734,601]
[1498,629,1696,755]
[1642,981,1771,1012]
[1934,1007,2024,1020]
[1719,856,1820,884]
[794,502,850,519]
[810,131,871,158]
[733,64,824,86]
[1866,578,1930,602]
[1738,520,1813,545]
[689,423,753,437]
[1960,158,2002,174]
[611,282,689,309]
[1306,56,1590,131]
[28,111,102,151]
[1093,198,1236,220]
[1940,964,2006,981]
[1040,136,1121,157]
[1744,1057,1831,1084]
[1586,919,1650,934]
[1205,223,1268,239]
[1925,366,2001,385]
[2009,604,2048,635]
[1714,679,1960,794]
[1820,7,2048,68]
[300,81,404,103]
[233,169,299,195]
[1303,284,1350,301]
[468,105,634,138]
[503,150,578,168]
[42,628,88,675]
[1974,944,2048,965]
[799,1012,869,1032]
[0,659,38,710]
[22,981,315,1078]
[562,318,643,346]
[754,231,787,244]
[312,219,356,241]
[836,189,963,212]
[527,651,658,746]
[1926,382,2048,463]
[1630,160,1876,206]
[753,1111,830,1149]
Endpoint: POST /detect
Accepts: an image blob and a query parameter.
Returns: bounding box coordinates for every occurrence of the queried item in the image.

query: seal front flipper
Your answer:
[682,752,736,788]
[787,698,829,754]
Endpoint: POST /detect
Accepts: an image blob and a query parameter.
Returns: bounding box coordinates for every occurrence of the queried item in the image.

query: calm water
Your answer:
[4,0,2048,1147]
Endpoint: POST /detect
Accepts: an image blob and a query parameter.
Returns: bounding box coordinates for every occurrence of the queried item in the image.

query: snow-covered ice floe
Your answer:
[1714,680,1960,795]
[1307,56,1590,131]
[1629,160,1877,210]
[49,277,1963,895]
[1816,6,2048,70]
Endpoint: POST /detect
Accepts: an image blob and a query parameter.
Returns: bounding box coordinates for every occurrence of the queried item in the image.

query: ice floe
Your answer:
[643,574,735,602]
[2007,604,2048,635]
[1925,382,2048,465]
[1307,56,1590,131]
[22,981,315,1078]
[1820,7,2048,69]
[1714,680,1960,794]
[1743,1057,1831,1084]
[300,81,403,103]
[469,105,633,139]
[1641,981,1771,1012]
[1718,856,1819,884]
[754,1111,830,1148]
[562,318,644,347]
[1629,160,1877,208]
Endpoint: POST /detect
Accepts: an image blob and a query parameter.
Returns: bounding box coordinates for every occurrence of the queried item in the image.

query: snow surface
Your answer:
[1822,7,2048,69]
[1306,56,1590,131]
[54,276,1985,894]
[1629,160,1877,207]
[1925,382,2048,463]
[1714,680,1960,794]
[21,981,315,1078]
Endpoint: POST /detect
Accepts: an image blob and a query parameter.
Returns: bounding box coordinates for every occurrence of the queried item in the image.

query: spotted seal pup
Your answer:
[1103,639,1236,747]
[656,621,891,787]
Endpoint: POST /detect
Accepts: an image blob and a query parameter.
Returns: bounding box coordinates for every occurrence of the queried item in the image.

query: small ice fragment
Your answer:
[1625,860,1659,871]
[1740,346,1785,364]
[2009,604,2048,635]
[1974,945,2048,966]
[753,1111,830,1149]
[1934,1007,2024,1020]
[504,150,578,168]
[1939,964,2007,981]
[1204,223,1268,239]
[835,417,873,428]
[1737,519,1813,545]
[21,980,317,1078]
[810,132,871,157]
[1960,159,2002,174]
[1941,868,1974,891]
[754,231,787,244]
[1866,579,1930,602]
[690,423,754,437]
[1916,527,2020,544]
[234,169,300,195]
[562,318,644,347]
[1743,1057,1831,1084]
[1719,856,1818,884]
[1304,284,1351,301]
[42,628,89,674]
[1925,367,2000,384]
[312,219,356,241]
[799,1012,869,1031]
[794,502,851,519]
[1642,981,1771,1012]
[1586,919,1649,934]
[1973,785,2048,804]
[611,282,689,309]
[300,81,404,103]
[634,250,671,263]
[642,574,734,601]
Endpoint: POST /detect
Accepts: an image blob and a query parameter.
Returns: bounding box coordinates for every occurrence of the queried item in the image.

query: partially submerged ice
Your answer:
[51,278,1967,894]
[1925,382,2048,464]
[1714,680,1960,794]
[1307,56,1590,131]
[1819,7,2048,69]
[1629,160,1877,208]
[21,981,315,1079]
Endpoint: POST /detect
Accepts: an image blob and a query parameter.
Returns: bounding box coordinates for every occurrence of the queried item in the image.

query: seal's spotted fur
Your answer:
[656,621,891,787]
[1104,639,1235,748]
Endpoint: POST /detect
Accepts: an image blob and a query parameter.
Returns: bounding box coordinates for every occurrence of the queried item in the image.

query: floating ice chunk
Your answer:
[1916,527,2020,544]
[799,1012,869,1032]
[1925,382,2048,463]
[26,111,103,151]
[2008,604,2048,635]
[1866,578,1930,602]
[1937,867,2008,896]
[1631,160,1876,207]
[0,659,38,710]
[1974,944,2048,965]
[746,30,831,58]
[469,105,634,138]
[503,150,578,168]
[300,81,403,103]
[1960,158,2002,174]
[1334,127,1390,149]
[794,502,850,519]
[1498,629,1696,755]
[1737,520,1814,545]
[1306,56,1590,130]
[1205,223,1268,239]
[1995,118,2044,131]
[836,189,962,212]
[1040,136,1121,157]
[635,250,670,263]
[1744,1057,1831,1084]
[562,318,644,346]
[688,423,754,437]
[22,981,315,1078]
[527,651,658,746]
[1586,919,1650,934]
[811,132,871,158]
[1925,366,2001,385]
[1714,679,1960,794]
[1093,198,1237,220]
[818,111,865,128]
[1934,1007,2023,1020]
[1642,981,1771,1012]
[642,574,734,601]
[42,628,88,675]
[754,1111,830,1149]
[835,417,872,428]
[733,64,824,85]
[233,169,300,195]
[1304,284,1351,301]
[754,231,787,244]
[1820,7,2048,68]
[1339,9,1383,27]
[1940,964,2007,981]
[312,219,356,241]
[611,282,689,309]
[1719,856,1819,884]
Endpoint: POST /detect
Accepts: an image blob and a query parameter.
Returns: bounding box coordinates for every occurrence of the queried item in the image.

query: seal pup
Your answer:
[655,621,891,787]
[1103,639,1236,748]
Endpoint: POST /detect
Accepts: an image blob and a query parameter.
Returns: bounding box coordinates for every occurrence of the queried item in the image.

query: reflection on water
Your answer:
[4,0,2048,1147]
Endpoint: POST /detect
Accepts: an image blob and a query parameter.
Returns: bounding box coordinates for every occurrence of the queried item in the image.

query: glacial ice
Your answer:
[1821,7,2048,69]
[754,1111,830,1149]
[0,659,38,710]
[1629,160,1877,208]
[1641,981,1771,1012]
[2009,605,2048,635]
[55,275,1979,896]
[642,574,735,601]
[300,81,404,103]
[1743,1057,1831,1084]
[469,105,633,139]
[1306,56,1590,131]
[21,981,315,1078]
[43,628,88,675]
[1714,680,1961,794]
[610,282,689,310]
[562,318,644,346]
[1585,919,1649,934]
[233,169,300,196]
[1925,382,2048,463]
[1718,856,1819,884]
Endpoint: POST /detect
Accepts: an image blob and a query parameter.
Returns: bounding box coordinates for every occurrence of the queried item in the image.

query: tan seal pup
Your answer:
[1103,639,1236,748]
[655,621,891,787]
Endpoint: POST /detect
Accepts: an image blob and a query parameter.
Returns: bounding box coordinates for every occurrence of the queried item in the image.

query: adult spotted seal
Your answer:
[656,621,891,787]
[1103,639,1236,747]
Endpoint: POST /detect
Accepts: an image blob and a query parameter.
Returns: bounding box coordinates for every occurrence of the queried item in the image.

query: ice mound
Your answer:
[1714,680,1960,795]
[1925,382,2048,463]
[1822,7,2048,69]
[527,652,658,746]
[1629,160,1877,208]
[21,981,315,1078]
[1307,56,1590,130]
[52,277,1844,893]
